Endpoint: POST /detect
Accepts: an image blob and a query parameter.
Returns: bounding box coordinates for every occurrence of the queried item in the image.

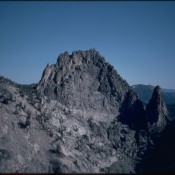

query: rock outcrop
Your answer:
[0,49,172,173]
[37,49,130,110]
[146,86,169,135]
[132,84,175,105]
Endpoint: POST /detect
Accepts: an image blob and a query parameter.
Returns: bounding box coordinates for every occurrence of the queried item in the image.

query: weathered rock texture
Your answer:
[147,86,169,134]
[0,49,172,173]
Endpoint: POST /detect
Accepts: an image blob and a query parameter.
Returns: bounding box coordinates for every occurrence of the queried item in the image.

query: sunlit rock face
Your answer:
[0,49,171,173]
[37,49,131,110]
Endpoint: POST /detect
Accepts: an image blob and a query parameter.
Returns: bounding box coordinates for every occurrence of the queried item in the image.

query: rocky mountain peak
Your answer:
[1,49,174,173]
[146,85,168,131]
[36,49,132,112]
[56,49,104,67]
[151,85,161,103]
[37,49,105,90]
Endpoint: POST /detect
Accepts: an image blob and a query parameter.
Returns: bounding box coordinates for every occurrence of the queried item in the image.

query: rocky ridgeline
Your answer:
[37,49,130,109]
[0,49,171,173]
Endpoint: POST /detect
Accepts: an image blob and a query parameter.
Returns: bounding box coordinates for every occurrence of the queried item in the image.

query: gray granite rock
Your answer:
[0,49,171,173]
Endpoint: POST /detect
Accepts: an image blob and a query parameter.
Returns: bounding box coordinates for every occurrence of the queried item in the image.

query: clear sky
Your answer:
[0,2,175,88]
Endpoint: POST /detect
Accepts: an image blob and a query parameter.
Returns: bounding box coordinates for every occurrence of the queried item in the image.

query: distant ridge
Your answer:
[132,84,175,104]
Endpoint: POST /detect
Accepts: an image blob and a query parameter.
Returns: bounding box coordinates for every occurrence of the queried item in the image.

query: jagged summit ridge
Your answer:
[56,49,105,66]
[38,49,106,88]
[37,49,132,111]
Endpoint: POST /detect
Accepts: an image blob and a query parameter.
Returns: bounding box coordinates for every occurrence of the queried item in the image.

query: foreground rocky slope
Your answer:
[0,49,172,173]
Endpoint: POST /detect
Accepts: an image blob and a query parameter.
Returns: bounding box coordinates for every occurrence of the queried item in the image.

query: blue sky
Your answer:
[0,2,175,88]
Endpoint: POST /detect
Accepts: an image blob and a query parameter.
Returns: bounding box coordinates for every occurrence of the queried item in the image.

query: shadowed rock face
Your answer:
[146,86,169,134]
[135,86,171,172]
[0,49,171,173]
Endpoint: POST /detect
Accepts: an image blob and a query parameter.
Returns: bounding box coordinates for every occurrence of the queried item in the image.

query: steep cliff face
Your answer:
[37,49,130,110]
[0,49,171,173]
[146,86,169,135]
[36,49,147,173]
[37,49,146,128]
[135,86,170,172]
